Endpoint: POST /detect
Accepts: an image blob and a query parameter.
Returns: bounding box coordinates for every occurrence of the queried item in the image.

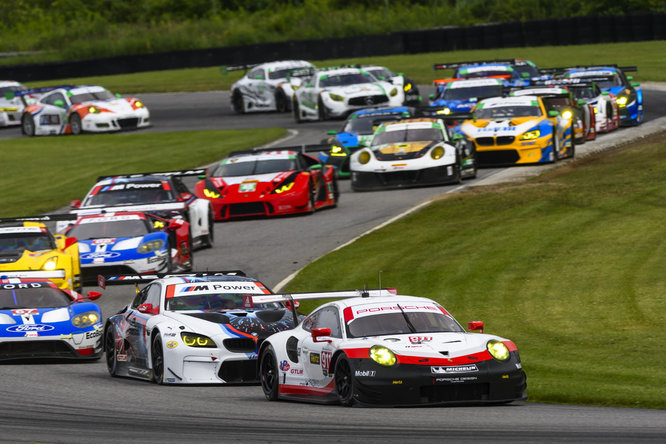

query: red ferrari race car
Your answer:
[194,147,339,221]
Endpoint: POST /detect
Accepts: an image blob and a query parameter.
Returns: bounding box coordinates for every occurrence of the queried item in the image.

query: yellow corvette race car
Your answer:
[458,95,574,166]
[0,218,81,292]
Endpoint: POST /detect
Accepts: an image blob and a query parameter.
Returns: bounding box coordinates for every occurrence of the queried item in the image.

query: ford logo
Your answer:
[81,252,121,259]
[6,324,55,332]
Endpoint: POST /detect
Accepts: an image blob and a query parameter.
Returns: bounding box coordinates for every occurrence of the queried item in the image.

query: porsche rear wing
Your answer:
[97,271,247,288]
[539,65,637,74]
[434,59,522,71]
[96,168,208,182]
[0,214,78,224]
[228,144,331,157]
[242,288,398,308]
[219,64,259,75]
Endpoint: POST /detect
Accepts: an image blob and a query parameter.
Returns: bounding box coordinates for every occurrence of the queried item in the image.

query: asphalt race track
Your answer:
[1,87,665,443]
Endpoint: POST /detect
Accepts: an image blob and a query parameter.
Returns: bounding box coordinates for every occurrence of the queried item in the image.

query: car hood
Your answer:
[210,171,296,188]
[325,83,387,96]
[461,117,543,137]
[166,309,298,339]
[74,98,135,113]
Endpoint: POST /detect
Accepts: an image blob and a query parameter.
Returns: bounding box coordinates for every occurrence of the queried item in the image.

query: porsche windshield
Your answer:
[444,85,504,101]
[475,105,542,119]
[372,127,445,145]
[0,283,70,309]
[70,90,116,104]
[213,158,298,177]
[347,310,464,338]
[319,73,375,87]
[166,293,280,311]
[83,182,176,206]
[68,219,149,240]
[0,232,56,252]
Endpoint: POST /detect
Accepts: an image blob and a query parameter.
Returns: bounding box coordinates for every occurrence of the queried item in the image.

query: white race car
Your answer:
[228,60,314,113]
[0,80,29,127]
[20,84,150,136]
[361,65,421,105]
[100,272,301,384]
[292,66,405,122]
[62,169,214,250]
[350,118,476,190]
[253,289,527,406]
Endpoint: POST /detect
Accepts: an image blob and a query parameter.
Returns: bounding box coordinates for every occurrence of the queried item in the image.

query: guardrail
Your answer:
[1,12,663,82]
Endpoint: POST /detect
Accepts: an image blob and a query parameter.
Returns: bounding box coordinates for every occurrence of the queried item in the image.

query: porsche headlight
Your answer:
[616,96,628,107]
[358,151,371,165]
[487,340,510,361]
[389,88,398,97]
[137,239,165,254]
[134,100,145,108]
[430,146,445,160]
[72,311,100,328]
[329,93,344,102]
[88,106,100,114]
[181,332,216,348]
[369,345,397,366]
[520,130,540,140]
[561,110,573,120]
[43,256,58,271]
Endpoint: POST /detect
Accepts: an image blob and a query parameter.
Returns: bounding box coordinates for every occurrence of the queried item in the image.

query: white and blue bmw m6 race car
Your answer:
[100,272,302,384]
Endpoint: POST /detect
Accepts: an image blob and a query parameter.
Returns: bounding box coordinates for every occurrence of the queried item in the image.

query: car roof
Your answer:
[75,212,147,223]
[259,60,313,70]
[478,95,541,107]
[447,78,504,88]
[158,274,265,286]
[334,294,438,309]
[94,175,171,186]
[513,87,568,96]
[380,118,443,131]
[223,150,299,163]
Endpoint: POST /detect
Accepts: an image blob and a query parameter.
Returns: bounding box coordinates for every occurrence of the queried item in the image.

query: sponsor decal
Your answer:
[60,334,73,339]
[128,367,151,378]
[321,351,332,373]
[431,364,479,374]
[279,360,290,371]
[85,330,102,340]
[309,353,320,365]
[239,182,257,192]
[354,370,376,377]
[392,380,403,384]
[164,332,177,337]
[515,363,522,369]
[354,303,439,317]
[91,238,116,245]
[6,324,54,333]
[166,378,176,383]
[409,336,432,344]
[166,341,178,349]
[117,354,128,362]
[11,309,38,315]
[81,251,121,259]
[435,376,478,384]
[1,283,45,290]
[290,368,303,375]
[25,331,39,337]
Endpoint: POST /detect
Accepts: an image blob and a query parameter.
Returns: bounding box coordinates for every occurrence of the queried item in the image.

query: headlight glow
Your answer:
[329,93,344,102]
[487,340,510,361]
[134,100,144,108]
[88,106,100,113]
[203,188,220,198]
[369,345,397,366]
[72,311,100,328]
[273,181,295,194]
[137,239,165,254]
[43,256,58,271]
[181,332,216,348]
[389,88,398,97]
[358,151,371,165]
[404,83,412,92]
[616,96,628,107]
[436,107,451,115]
[430,146,445,160]
[520,130,540,140]
[561,110,573,119]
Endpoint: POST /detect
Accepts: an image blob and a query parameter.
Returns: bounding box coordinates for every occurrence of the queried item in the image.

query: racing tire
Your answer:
[308,180,317,214]
[259,345,280,401]
[104,327,118,377]
[317,97,328,121]
[552,135,561,162]
[21,114,36,137]
[332,178,340,206]
[334,354,356,406]
[567,137,576,160]
[275,90,289,113]
[201,209,214,249]
[293,99,304,123]
[151,334,165,384]
[232,90,245,114]
[70,113,83,135]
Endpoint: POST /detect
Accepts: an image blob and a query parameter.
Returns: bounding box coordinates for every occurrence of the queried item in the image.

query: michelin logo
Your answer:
[431,364,479,374]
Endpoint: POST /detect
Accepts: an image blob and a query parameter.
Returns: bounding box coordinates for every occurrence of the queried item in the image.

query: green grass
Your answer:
[24,40,666,94]
[0,128,286,217]
[285,134,666,409]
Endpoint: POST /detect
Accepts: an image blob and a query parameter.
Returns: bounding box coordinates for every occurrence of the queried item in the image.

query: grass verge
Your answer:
[285,133,666,409]
[23,40,666,93]
[0,128,286,217]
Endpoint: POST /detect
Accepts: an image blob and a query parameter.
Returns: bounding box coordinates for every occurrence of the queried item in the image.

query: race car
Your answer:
[429,78,505,114]
[18,84,150,136]
[254,289,527,406]
[320,106,417,178]
[459,95,574,166]
[100,271,303,384]
[64,169,213,250]
[64,212,193,284]
[434,61,528,87]
[558,65,643,126]
[194,147,338,221]
[227,60,315,113]
[0,216,81,292]
[0,80,29,127]
[0,277,103,361]
[291,66,405,122]
[350,118,476,191]
[361,65,421,105]
[511,86,596,143]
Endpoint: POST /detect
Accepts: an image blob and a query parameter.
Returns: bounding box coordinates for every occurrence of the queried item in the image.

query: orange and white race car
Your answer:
[18,85,150,136]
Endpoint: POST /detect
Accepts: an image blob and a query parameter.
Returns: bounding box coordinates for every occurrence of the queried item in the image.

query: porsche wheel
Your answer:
[151,334,165,384]
[552,135,561,162]
[232,90,245,114]
[201,210,214,248]
[275,90,289,113]
[334,354,356,406]
[259,345,279,401]
[21,114,36,137]
[317,97,329,121]
[293,99,303,123]
[105,327,118,377]
[70,113,83,135]
[308,180,317,213]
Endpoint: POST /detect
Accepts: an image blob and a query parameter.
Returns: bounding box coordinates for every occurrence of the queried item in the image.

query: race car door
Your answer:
[124,282,161,376]
[244,67,271,105]
[300,305,343,388]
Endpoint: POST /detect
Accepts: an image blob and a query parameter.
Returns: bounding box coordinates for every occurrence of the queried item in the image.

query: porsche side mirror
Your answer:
[137,303,159,315]
[312,328,332,343]
[62,236,78,250]
[452,133,464,142]
[327,130,337,135]
[468,321,484,333]
[70,199,81,209]
[54,99,66,108]
[548,110,559,117]
[309,164,322,170]
[85,291,102,301]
